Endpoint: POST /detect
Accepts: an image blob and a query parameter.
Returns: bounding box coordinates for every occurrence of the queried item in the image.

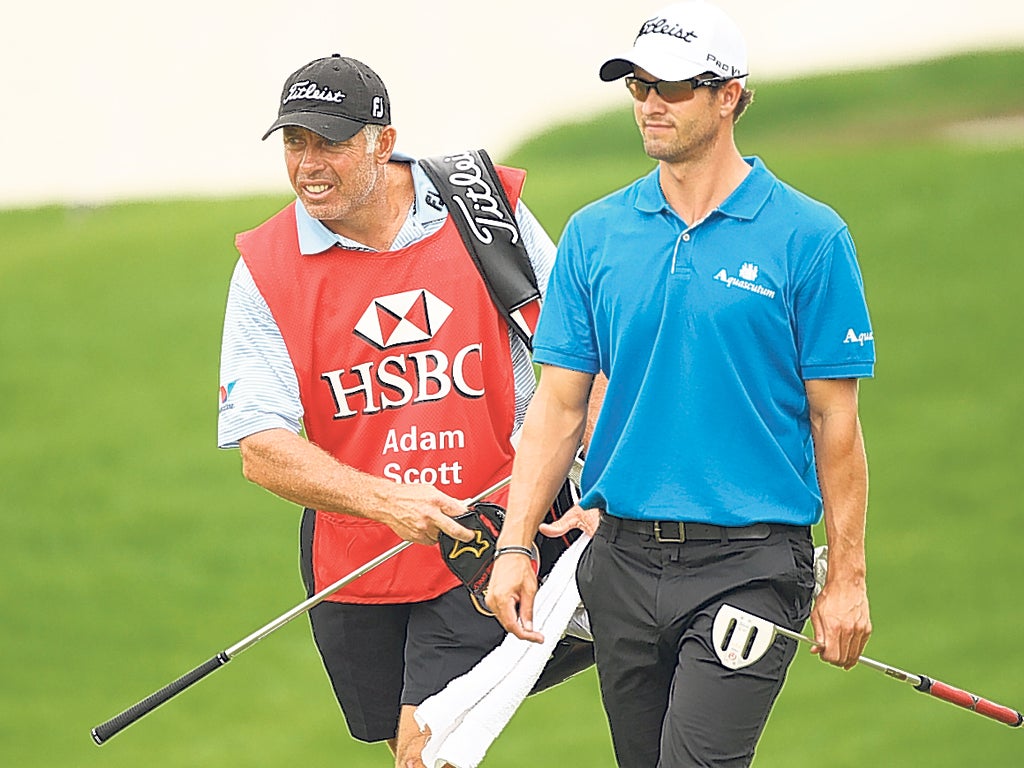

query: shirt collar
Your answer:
[634,156,775,222]
[295,198,342,255]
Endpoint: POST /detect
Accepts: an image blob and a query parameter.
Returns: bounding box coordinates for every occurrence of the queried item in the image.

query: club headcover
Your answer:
[438,501,537,616]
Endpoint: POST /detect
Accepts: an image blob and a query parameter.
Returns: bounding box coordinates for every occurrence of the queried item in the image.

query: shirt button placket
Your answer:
[671,229,695,276]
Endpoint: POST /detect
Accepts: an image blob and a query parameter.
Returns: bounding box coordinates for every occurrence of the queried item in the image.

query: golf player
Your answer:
[217,54,583,767]
[488,2,875,765]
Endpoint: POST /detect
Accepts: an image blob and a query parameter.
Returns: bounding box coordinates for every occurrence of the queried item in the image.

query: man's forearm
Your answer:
[806,379,868,584]
[239,429,475,546]
[815,415,868,586]
[499,368,594,548]
[239,428,388,519]
[583,373,607,448]
[810,400,872,668]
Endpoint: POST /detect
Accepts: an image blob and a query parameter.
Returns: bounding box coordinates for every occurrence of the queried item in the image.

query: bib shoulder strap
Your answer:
[420,149,541,349]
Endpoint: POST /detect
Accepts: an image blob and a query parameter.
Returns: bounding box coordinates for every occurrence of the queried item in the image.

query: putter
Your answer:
[90,471,519,746]
[713,603,1023,728]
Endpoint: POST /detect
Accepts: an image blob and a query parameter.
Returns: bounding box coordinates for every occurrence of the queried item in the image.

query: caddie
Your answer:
[217,53,599,767]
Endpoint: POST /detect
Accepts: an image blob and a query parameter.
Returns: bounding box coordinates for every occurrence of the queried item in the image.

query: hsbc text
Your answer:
[321,344,484,419]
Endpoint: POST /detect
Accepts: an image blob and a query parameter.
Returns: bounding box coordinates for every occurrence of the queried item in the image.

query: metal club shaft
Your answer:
[91,470,519,745]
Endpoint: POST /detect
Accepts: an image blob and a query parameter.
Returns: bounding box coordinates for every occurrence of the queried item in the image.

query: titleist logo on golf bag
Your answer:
[637,17,699,43]
[436,151,519,246]
[320,344,485,419]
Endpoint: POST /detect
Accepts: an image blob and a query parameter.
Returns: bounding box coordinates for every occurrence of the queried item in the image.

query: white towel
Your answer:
[415,534,591,768]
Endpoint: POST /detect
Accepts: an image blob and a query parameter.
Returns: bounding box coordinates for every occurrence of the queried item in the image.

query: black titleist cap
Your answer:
[262,54,391,142]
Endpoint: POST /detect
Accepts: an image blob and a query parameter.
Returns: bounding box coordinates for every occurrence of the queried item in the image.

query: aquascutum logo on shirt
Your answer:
[713,262,777,299]
[843,328,874,346]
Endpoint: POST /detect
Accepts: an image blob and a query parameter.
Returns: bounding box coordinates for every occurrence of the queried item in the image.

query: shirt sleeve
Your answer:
[794,227,876,380]
[217,258,303,449]
[505,199,555,428]
[531,215,602,374]
[514,200,556,296]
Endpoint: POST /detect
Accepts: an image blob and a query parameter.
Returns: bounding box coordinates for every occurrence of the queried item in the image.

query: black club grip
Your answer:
[91,652,230,745]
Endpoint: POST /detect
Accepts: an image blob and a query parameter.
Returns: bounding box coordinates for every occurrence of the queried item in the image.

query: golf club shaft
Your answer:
[772,625,917,681]
[223,464,522,657]
[773,625,1023,727]
[91,470,519,746]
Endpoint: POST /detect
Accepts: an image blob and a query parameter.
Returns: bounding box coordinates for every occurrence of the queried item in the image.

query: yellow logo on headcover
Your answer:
[447,531,491,560]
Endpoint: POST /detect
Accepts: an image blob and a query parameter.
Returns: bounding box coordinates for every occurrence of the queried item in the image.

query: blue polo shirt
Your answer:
[534,157,874,526]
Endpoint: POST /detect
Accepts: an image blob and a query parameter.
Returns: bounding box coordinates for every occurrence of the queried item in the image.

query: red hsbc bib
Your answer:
[236,166,525,603]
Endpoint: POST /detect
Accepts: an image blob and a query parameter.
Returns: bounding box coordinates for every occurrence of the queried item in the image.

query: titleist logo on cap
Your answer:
[637,17,699,42]
[284,80,346,104]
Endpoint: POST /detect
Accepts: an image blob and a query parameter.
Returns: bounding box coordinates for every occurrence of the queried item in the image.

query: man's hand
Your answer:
[809,579,872,670]
[437,502,508,608]
[487,552,544,643]
[375,482,474,546]
[539,505,600,538]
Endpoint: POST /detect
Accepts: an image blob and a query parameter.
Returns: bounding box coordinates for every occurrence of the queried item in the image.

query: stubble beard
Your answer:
[640,115,720,165]
[295,156,380,225]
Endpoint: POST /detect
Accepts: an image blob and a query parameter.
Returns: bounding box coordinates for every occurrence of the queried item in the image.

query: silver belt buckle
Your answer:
[653,521,685,543]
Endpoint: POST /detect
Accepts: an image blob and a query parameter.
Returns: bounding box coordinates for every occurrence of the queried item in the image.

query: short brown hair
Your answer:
[734,87,754,123]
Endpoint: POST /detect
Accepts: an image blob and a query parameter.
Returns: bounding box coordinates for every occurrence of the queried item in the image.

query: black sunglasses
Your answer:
[624,74,745,103]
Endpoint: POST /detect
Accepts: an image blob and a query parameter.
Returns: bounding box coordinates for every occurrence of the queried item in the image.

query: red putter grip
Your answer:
[915,676,1024,727]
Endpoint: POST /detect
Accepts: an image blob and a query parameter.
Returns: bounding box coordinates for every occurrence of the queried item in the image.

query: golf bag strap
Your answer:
[419,150,541,349]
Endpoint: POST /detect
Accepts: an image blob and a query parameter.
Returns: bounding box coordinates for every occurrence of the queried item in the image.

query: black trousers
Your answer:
[576,517,814,768]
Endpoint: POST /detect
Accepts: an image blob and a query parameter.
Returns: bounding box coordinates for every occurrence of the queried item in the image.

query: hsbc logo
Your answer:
[355,289,453,349]
[321,289,484,419]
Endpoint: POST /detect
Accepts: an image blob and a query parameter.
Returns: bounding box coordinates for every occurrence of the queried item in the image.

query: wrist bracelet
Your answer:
[494,545,537,561]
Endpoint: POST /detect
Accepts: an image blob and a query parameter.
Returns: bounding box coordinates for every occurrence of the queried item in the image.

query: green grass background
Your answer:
[2,50,1023,766]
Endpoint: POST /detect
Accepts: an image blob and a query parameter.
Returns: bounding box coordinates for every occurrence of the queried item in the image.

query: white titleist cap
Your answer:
[600,1,748,85]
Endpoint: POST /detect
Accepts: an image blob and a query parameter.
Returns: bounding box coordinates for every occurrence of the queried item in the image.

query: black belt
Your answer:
[599,515,779,543]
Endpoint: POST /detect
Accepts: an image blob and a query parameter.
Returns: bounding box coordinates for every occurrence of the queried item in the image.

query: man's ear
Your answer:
[375,125,398,163]
[718,80,743,117]
[712,80,737,116]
